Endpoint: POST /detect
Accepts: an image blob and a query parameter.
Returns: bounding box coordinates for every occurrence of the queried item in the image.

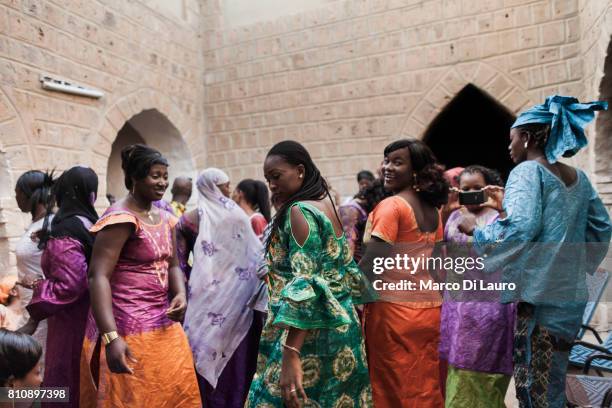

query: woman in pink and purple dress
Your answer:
[23,166,99,408]
[440,166,515,408]
[81,144,199,407]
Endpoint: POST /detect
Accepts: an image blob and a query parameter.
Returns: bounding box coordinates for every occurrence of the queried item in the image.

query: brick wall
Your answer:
[1,0,611,277]
[0,0,206,276]
[202,0,611,199]
[578,0,612,207]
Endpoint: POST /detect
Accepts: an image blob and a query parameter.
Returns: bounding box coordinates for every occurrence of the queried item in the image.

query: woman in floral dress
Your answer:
[247,140,371,408]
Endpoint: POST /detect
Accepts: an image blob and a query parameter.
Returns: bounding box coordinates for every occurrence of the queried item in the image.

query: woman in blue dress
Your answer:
[458,95,611,408]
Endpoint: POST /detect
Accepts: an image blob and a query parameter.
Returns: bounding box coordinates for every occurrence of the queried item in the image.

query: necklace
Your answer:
[129,193,155,222]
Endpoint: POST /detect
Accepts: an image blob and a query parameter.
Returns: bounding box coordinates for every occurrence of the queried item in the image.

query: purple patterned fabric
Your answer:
[198,311,264,408]
[86,206,177,339]
[27,237,90,408]
[439,209,515,375]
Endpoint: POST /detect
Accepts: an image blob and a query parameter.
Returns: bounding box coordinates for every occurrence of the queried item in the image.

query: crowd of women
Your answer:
[0,94,611,408]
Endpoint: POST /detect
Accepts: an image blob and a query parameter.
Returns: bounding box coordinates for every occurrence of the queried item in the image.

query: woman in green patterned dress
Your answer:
[247,141,371,408]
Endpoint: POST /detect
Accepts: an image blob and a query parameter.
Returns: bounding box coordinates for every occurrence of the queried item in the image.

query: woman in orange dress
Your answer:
[362,139,448,408]
[81,144,200,407]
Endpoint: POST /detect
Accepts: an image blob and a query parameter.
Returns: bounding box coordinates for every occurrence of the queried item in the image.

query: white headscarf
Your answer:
[184,168,263,387]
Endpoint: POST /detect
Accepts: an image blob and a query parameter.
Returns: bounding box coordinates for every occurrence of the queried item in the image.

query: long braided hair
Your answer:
[264,140,338,251]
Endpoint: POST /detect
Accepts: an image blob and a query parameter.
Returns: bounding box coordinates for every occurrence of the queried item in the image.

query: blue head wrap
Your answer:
[511,95,608,163]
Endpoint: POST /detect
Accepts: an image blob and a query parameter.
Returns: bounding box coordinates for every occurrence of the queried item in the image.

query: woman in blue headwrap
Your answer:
[458,95,611,408]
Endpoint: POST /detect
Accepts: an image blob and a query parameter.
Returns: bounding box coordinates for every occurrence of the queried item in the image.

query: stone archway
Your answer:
[422,84,516,181]
[105,109,197,204]
[399,62,532,139]
[0,88,35,277]
[86,89,200,207]
[595,36,612,208]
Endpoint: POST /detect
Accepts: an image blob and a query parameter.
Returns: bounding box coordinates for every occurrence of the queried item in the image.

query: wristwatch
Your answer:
[101,331,119,346]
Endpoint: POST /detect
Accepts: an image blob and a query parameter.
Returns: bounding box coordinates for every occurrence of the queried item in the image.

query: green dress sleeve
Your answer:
[272,203,352,330]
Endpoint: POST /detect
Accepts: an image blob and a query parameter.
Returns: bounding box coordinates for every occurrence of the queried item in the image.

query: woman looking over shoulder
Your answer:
[361,139,449,408]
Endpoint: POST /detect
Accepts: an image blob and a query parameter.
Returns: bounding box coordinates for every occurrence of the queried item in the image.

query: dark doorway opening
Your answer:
[422,84,516,182]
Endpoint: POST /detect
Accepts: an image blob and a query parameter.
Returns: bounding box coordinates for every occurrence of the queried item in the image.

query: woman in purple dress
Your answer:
[22,166,99,407]
[439,166,515,408]
[81,145,199,407]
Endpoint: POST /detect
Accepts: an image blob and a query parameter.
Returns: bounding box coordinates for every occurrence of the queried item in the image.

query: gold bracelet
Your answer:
[101,331,119,346]
[281,342,301,356]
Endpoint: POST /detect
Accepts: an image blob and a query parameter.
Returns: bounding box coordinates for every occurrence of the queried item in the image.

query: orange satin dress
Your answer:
[363,196,444,408]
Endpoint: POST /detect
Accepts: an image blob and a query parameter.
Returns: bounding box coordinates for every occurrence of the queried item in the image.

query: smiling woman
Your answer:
[81,144,200,407]
[361,138,448,408]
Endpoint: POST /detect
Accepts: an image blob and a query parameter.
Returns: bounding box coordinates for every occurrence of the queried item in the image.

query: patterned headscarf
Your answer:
[183,168,263,388]
[511,95,607,163]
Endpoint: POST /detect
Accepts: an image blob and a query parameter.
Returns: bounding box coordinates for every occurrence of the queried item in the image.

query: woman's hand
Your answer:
[280,350,308,408]
[17,318,39,335]
[105,337,137,374]
[16,277,41,290]
[481,185,504,212]
[457,209,478,236]
[442,187,462,224]
[166,293,187,322]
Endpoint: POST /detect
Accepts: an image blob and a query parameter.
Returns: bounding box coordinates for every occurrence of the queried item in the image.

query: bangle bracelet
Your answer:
[281,342,301,356]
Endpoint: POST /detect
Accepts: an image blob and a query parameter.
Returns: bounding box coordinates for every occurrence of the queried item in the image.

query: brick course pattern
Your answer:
[0,0,611,277]
[201,0,611,202]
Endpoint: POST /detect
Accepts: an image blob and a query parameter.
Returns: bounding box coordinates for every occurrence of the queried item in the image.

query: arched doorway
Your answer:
[595,36,612,208]
[106,109,196,204]
[422,84,516,181]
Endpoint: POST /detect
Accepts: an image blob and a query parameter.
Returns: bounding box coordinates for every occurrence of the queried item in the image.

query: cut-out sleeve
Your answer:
[273,204,352,330]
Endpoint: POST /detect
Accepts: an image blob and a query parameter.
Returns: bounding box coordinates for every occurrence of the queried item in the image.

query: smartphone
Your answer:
[459,190,485,205]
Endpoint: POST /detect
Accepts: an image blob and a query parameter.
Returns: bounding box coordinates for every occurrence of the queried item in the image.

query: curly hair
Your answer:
[383,139,449,207]
[355,178,391,213]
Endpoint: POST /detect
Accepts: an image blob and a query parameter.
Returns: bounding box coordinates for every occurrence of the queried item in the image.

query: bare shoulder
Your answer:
[290,205,310,246]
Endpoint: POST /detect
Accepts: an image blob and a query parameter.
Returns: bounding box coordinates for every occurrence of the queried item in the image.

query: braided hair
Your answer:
[264,140,336,250]
[514,123,551,150]
[236,179,271,222]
